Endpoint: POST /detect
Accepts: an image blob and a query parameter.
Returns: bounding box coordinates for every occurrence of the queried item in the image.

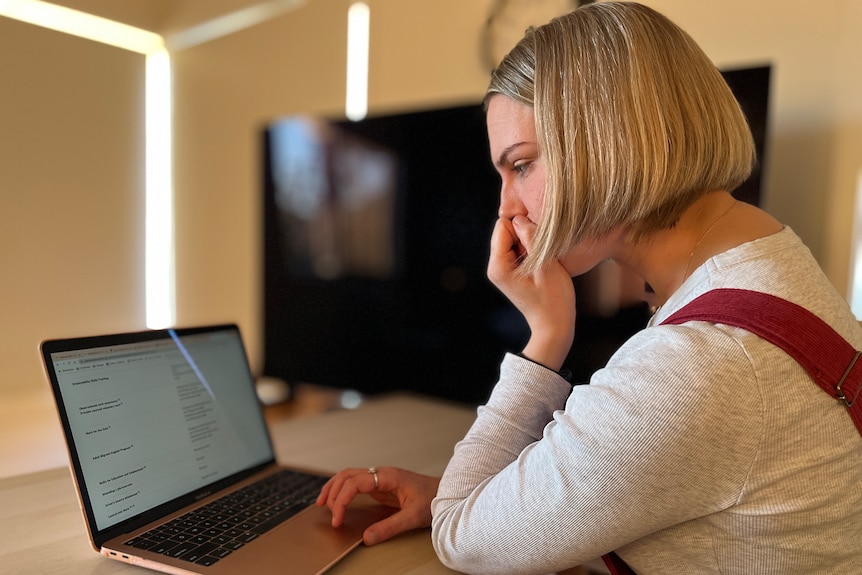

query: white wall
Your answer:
[648,0,862,298]
[0,17,147,393]
[0,14,149,477]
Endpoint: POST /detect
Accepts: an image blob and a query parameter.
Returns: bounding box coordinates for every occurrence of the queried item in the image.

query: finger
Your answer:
[315,475,337,506]
[329,470,379,527]
[330,483,361,527]
[489,219,524,283]
[316,469,359,518]
[511,214,537,252]
[319,470,351,508]
[489,218,516,256]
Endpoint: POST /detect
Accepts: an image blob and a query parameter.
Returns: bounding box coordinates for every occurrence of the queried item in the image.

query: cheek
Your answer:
[524,177,546,220]
[525,196,543,219]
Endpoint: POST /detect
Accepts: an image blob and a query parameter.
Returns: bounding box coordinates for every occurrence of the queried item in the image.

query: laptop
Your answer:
[40,323,391,575]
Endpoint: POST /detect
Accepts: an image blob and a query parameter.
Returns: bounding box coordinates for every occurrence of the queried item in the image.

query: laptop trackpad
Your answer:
[209,496,394,574]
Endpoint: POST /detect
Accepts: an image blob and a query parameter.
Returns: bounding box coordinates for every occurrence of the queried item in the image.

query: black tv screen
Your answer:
[262,104,513,404]
[261,65,770,405]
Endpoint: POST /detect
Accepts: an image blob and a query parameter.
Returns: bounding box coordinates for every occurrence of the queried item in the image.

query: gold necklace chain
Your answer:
[683,200,738,280]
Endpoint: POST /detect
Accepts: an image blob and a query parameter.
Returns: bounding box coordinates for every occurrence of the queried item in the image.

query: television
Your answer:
[261,65,771,405]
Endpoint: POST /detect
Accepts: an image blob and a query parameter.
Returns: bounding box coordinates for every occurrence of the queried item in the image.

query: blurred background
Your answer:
[2,0,860,477]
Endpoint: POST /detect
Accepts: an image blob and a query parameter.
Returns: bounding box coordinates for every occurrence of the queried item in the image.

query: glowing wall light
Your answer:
[346,2,370,121]
[165,0,307,51]
[144,49,175,329]
[0,0,163,53]
[849,169,862,318]
[0,0,175,329]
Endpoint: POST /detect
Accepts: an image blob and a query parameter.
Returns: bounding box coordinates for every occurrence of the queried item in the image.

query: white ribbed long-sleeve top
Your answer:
[431,228,862,575]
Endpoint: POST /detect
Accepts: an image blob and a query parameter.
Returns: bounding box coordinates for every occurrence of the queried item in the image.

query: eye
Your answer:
[513,160,531,176]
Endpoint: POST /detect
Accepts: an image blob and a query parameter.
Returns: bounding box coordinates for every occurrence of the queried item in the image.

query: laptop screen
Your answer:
[44,326,275,532]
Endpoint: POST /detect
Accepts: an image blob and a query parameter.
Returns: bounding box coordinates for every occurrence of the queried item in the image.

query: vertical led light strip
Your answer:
[346,2,370,121]
[849,169,862,318]
[0,0,175,329]
[145,49,175,329]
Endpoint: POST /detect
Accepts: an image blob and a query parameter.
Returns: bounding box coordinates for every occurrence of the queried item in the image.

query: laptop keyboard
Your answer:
[124,469,330,567]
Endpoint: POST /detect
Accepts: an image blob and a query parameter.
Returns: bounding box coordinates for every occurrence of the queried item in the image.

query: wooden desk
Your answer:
[0,393,477,575]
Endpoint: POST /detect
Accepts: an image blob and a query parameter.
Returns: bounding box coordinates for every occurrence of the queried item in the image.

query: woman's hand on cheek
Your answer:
[488,216,576,370]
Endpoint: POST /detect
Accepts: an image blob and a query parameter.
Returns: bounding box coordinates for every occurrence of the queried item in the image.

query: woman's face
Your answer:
[486,95,620,276]
[486,95,545,225]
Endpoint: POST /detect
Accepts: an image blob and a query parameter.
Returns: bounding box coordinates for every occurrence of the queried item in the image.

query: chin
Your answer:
[562,257,609,278]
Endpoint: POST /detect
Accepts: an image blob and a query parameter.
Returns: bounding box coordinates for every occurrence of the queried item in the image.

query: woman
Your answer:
[317,3,862,573]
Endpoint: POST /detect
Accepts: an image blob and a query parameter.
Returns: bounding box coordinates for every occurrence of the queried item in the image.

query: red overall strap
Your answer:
[661,288,862,434]
[601,288,862,574]
[602,551,637,574]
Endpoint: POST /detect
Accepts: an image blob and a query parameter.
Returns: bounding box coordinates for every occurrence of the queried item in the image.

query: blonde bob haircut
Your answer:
[487,1,756,274]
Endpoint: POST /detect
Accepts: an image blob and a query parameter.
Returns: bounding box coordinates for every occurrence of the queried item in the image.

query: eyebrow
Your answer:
[494,141,530,169]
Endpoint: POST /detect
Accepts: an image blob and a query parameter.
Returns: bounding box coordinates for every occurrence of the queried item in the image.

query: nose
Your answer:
[498,179,525,220]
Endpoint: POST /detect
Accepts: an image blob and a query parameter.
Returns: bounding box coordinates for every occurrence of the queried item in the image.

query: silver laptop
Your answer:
[41,324,390,574]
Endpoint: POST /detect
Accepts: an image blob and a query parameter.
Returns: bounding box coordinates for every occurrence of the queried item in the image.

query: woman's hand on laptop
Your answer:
[316,467,440,546]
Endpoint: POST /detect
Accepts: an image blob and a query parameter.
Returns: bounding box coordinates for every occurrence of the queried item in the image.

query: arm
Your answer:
[430,329,764,574]
[487,216,576,372]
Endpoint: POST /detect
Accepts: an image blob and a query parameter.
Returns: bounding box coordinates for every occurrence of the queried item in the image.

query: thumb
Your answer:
[511,215,537,252]
[362,511,419,546]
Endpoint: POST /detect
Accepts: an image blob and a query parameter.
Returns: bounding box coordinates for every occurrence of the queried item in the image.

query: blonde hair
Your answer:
[487,1,756,274]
